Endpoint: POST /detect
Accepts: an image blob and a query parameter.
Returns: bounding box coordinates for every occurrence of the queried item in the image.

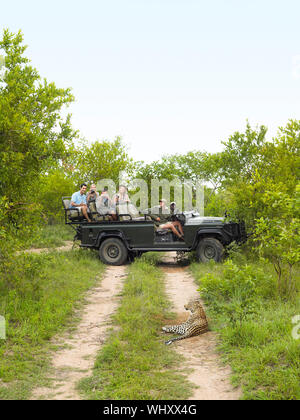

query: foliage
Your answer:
[254,186,300,297]
[224,120,299,222]
[0,29,76,230]
[135,122,269,213]
[219,122,267,184]
[37,169,76,223]
[136,151,225,189]
[65,136,133,187]
[0,28,299,401]
[175,151,225,189]
[215,121,300,298]
[0,249,104,399]
[197,260,276,325]
[191,261,300,400]
[260,120,300,194]
[26,223,74,249]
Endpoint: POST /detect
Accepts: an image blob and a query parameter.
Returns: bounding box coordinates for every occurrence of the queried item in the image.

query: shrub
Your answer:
[198,260,276,325]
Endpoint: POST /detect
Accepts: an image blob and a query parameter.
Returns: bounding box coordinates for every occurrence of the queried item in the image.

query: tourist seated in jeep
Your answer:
[86,183,99,205]
[112,185,130,215]
[112,185,142,220]
[96,187,117,221]
[70,183,92,223]
[148,199,184,240]
[86,183,100,218]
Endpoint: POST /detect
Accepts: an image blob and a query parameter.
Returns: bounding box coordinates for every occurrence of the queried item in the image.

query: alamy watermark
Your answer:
[292,315,300,340]
[0,316,5,340]
[95,173,204,215]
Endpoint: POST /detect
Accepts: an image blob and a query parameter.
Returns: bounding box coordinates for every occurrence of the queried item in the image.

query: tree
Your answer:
[37,170,76,223]
[66,137,132,187]
[0,29,76,221]
[223,120,300,223]
[219,122,267,185]
[254,187,300,298]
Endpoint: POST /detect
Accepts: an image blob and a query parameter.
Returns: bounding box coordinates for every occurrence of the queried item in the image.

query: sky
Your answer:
[1,0,300,162]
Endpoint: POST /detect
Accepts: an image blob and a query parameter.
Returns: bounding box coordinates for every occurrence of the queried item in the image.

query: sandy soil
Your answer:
[18,241,74,255]
[31,265,126,400]
[160,253,241,400]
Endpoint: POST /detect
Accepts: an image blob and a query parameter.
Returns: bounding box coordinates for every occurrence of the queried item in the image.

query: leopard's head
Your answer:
[184,298,201,313]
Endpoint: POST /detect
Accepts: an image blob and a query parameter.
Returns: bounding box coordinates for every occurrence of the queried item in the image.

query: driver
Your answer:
[150,199,184,240]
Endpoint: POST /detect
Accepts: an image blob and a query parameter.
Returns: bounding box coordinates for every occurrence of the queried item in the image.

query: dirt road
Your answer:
[31,250,240,400]
[18,241,74,255]
[160,253,241,400]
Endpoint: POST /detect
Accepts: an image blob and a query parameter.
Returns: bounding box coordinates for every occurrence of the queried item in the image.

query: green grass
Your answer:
[78,254,193,400]
[0,249,104,400]
[190,260,300,400]
[26,223,75,249]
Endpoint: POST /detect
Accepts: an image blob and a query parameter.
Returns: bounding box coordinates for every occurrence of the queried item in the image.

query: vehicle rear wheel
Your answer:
[196,237,224,263]
[99,238,128,265]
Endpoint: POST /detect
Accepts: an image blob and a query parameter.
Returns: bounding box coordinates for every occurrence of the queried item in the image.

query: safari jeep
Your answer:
[62,197,247,265]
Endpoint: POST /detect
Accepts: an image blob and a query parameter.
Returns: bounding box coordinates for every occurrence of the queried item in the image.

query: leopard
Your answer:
[162,297,208,345]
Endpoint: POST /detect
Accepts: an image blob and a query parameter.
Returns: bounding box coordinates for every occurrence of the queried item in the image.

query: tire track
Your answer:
[160,253,241,400]
[31,265,126,400]
[17,241,74,255]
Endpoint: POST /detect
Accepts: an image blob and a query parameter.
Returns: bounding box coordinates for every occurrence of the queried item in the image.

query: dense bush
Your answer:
[192,261,300,399]
[198,260,277,325]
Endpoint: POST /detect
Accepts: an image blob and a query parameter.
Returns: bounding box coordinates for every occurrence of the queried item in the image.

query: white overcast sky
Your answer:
[1,0,300,162]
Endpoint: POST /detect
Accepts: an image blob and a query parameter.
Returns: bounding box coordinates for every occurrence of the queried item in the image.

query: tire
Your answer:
[196,237,224,263]
[99,238,128,266]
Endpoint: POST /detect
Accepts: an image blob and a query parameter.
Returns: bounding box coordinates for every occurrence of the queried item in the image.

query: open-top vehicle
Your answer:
[62,197,247,265]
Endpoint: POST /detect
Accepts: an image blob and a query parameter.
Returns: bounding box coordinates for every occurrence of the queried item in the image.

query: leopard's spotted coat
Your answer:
[162,298,208,345]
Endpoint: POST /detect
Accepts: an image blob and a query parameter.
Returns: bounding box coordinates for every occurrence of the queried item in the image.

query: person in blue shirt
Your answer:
[70,183,92,222]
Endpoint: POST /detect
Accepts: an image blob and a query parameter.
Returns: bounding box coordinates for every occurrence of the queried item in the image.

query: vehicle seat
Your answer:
[88,199,100,221]
[155,227,170,236]
[131,215,153,221]
[118,203,142,221]
[62,197,85,222]
[154,225,172,235]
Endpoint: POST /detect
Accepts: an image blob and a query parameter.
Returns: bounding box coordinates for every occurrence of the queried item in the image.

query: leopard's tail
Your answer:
[165,336,185,345]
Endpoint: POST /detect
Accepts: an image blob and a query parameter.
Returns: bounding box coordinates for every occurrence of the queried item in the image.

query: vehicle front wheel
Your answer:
[99,238,128,265]
[196,237,224,263]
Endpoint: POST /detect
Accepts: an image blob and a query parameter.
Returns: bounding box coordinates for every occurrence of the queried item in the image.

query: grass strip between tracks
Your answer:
[79,253,192,400]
